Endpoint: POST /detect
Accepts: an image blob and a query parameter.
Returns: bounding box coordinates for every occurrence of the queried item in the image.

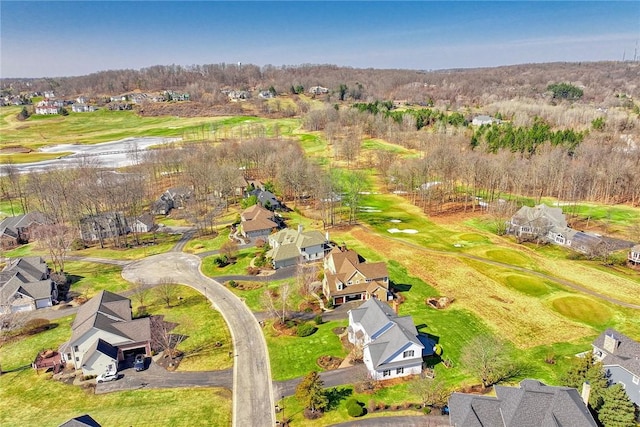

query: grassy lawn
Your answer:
[0,370,231,427]
[69,233,182,260]
[201,247,255,277]
[65,261,131,296]
[141,286,233,371]
[184,229,231,254]
[267,320,348,381]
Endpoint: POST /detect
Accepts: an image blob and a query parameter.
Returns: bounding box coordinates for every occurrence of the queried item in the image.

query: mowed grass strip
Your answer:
[65,261,131,296]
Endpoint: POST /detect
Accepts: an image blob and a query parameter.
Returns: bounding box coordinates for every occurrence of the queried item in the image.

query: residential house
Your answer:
[59,414,102,427]
[59,290,151,375]
[151,187,193,215]
[629,244,640,265]
[448,379,597,426]
[79,212,128,243]
[35,100,61,115]
[240,204,278,239]
[0,257,58,313]
[592,328,640,407]
[258,90,275,99]
[0,212,46,248]
[71,104,95,113]
[309,86,329,95]
[267,226,329,269]
[128,213,156,234]
[227,90,251,101]
[471,115,500,126]
[323,246,391,306]
[76,96,89,104]
[507,204,620,255]
[347,298,425,380]
[248,188,280,210]
[164,91,190,102]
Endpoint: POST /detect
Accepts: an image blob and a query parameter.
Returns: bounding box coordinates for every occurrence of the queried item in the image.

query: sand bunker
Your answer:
[389,219,402,223]
[387,228,419,234]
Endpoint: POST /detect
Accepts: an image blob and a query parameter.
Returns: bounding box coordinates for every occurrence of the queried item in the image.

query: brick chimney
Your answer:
[581,381,591,406]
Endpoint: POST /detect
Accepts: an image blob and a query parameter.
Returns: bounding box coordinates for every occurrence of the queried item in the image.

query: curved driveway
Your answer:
[122,252,274,427]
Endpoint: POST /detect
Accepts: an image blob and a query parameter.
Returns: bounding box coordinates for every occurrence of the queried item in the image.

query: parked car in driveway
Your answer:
[96,371,119,383]
[134,354,146,371]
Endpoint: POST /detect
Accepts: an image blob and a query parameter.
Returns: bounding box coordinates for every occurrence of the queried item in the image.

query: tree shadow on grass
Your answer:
[325,387,353,411]
[390,280,412,293]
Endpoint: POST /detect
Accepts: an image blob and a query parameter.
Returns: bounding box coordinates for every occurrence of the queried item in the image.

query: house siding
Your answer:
[604,365,640,407]
[83,352,118,376]
[70,330,128,370]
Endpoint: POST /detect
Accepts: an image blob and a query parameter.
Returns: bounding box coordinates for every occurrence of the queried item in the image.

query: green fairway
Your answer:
[550,295,613,328]
[504,274,552,297]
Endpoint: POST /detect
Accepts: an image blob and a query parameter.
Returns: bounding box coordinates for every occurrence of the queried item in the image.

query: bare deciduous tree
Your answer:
[155,279,178,308]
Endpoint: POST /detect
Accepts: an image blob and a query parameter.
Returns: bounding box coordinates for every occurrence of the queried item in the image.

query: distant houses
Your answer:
[506,204,634,256]
[0,212,47,249]
[471,115,500,126]
[629,244,640,266]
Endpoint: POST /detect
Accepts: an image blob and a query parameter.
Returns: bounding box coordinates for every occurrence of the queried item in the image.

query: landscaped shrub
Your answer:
[23,318,50,335]
[314,315,324,325]
[246,266,260,275]
[423,406,431,414]
[346,398,365,417]
[296,323,317,337]
[213,255,229,267]
[227,280,238,288]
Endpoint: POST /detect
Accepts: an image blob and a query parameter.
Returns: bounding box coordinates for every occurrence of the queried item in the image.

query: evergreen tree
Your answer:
[598,383,636,427]
[295,371,328,413]
[561,352,608,411]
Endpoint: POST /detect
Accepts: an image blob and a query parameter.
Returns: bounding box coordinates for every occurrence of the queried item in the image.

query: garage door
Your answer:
[36,299,52,309]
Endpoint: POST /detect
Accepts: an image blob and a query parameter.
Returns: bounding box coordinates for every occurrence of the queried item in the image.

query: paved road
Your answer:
[96,360,233,394]
[122,252,274,427]
[274,365,368,397]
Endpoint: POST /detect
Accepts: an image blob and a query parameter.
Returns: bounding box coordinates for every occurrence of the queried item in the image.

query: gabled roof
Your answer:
[82,338,118,366]
[72,290,131,330]
[0,257,53,305]
[349,298,423,368]
[592,328,640,376]
[511,204,567,229]
[241,204,274,222]
[0,212,46,232]
[449,379,598,427]
[59,414,102,427]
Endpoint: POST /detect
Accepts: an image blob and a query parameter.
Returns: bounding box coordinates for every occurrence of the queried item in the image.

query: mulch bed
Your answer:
[316,355,343,370]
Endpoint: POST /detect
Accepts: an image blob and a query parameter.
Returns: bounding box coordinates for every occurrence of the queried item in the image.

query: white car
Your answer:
[96,371,119,383]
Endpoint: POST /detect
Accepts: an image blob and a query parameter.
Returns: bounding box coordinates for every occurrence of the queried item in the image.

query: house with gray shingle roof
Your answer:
[323,246,391,306]
[59,290,151,375]
[267,225,329,269]
[0,212,47,248]
[59,414,102,427]
[348,298,425,380]
[448,379,598,426]
[0,257,57,313]
[592,328,640,407]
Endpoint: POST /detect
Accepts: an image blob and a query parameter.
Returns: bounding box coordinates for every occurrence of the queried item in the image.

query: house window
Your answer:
[337,283,343,291]
[396,367,404,375]
[74,346,79,352]
[75,357,80,362]
[382,370,390,377]
[633,376,639,385]
[403,350,414,358]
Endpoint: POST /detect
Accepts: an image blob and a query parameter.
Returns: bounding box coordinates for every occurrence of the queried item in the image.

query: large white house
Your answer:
[60,291,151,375]
[348,298,426,380]
[267,225,328,269]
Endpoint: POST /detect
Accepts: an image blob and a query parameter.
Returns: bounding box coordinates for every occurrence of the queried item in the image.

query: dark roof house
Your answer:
[592,328,640,407]
[59,414,102,427]
[448,379,598,426]
[0,257,57,313]
[0,212,46,248]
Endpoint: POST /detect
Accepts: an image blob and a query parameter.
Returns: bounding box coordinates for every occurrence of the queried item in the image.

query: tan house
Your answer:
[322,246,391,306]
[60,291,151,375]
[0,212,47,248]
[240,205,278,239]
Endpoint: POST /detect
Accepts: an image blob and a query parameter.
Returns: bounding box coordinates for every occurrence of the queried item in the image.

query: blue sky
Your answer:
[1,1,639,78]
